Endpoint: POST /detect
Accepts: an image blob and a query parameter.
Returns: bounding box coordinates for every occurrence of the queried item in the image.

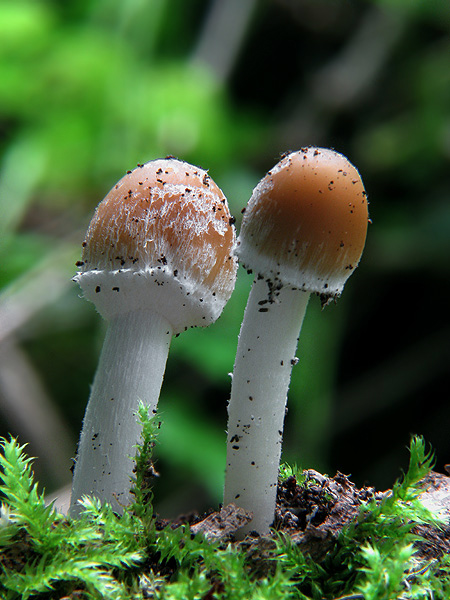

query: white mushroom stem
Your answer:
[224,278,310,535]
[70,308,172,515]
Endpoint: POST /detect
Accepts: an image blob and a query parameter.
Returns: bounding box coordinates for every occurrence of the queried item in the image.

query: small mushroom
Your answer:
[223,147,369,535]
[70,157,237,514]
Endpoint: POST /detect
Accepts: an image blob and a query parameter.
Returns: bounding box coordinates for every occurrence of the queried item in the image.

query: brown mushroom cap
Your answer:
[237,147,369,298]
[75,158,237,332]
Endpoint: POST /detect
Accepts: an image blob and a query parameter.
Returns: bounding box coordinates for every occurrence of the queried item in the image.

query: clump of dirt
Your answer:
[0,528,37,573]
[412,471,450,560]
[273,469,381,560]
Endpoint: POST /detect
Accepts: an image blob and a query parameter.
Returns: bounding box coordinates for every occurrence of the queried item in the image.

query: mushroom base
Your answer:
[224,278,310,535]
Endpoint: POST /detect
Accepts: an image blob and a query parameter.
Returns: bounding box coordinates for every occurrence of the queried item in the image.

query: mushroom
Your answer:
[70,157,237,514]
[223,147,369,535]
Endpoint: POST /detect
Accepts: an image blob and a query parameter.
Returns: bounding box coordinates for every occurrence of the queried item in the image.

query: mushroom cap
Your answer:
[236,147,369,298]
[75,158,237,333]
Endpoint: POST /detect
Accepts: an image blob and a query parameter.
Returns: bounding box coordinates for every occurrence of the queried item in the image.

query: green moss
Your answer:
[0,412,448,599]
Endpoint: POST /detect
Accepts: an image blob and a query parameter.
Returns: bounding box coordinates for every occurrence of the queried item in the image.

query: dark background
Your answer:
[0,0,449,516]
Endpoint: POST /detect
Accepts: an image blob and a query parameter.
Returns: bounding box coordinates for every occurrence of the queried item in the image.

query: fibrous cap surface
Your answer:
[75,158,237,332]
[237,147,369,298]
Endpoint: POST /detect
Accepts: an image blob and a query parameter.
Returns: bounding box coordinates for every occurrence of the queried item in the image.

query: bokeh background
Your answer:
[1,0,449,517]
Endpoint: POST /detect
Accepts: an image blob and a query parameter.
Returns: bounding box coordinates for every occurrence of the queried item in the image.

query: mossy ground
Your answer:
[0,408,449,599]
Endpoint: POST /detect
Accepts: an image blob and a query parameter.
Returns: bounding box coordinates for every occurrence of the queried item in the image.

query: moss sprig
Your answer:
[0,437,143,599]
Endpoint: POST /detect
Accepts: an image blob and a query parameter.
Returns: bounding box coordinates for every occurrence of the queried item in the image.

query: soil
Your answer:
[158,469,450,564]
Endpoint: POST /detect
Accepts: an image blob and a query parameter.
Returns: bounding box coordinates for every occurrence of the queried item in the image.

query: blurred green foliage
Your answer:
[0,0,449,515]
